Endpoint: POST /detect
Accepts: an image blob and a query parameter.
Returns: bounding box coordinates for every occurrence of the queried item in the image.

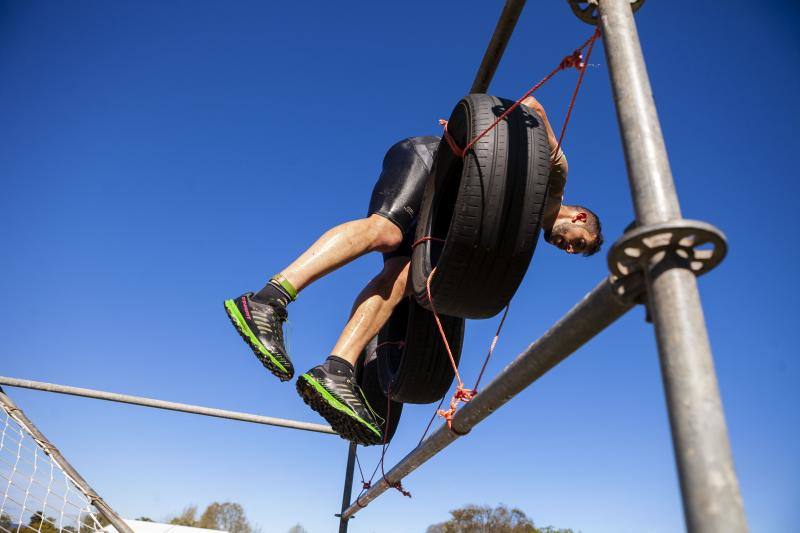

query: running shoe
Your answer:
[296,364,384,445]
[224,293,294,381]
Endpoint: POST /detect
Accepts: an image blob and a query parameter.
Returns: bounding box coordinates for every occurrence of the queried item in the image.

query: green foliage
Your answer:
[169,502,257,533]
[170,506,199,527]
[286,525,308,533]
[426,504,575,533]
[1,513,15,531]
[135,517,155,522]
[28,512,60,533]
[87,512,110,528]
[198,502,252,533]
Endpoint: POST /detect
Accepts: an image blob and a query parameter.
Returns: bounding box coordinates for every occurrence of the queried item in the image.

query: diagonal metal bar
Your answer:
[0,376,335,435]
[342,277,634,519]
[469,0,527,93]
[0,387,134,533]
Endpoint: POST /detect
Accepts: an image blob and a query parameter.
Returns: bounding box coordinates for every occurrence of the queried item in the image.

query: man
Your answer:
[223,95,603,445]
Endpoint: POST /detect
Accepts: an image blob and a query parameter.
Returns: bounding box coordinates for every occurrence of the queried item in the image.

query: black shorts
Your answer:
[367,136,440,260]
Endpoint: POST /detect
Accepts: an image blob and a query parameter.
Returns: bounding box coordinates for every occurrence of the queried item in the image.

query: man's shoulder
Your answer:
[403,136,441,168]
[405,135,441,145]
[406,135,441,158]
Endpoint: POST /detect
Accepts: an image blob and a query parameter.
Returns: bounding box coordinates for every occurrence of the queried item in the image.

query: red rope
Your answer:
[552,28,601,163]
[426,30,601,430]
[354,341,409,504]
[424,268,478,431]
[412,236,445,249]
[379,386,411,498]
[418,395,447,446]
[356,31,601,505]
[473,303,509,392]
[440,29,601,160]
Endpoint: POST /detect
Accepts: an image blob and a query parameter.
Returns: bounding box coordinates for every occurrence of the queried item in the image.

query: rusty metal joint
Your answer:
[567,0,645,25]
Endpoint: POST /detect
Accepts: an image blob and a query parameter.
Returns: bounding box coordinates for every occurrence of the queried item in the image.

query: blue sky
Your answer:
[1,1,798,532]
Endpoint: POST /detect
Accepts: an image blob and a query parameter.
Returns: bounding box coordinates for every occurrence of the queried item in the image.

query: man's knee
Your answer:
[373,257,410,299]
[367,214,404,253]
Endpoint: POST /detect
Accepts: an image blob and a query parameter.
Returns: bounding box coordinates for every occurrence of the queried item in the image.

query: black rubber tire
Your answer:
[376,297,465,404]
[411,94,551,319]
[357,337,402,443]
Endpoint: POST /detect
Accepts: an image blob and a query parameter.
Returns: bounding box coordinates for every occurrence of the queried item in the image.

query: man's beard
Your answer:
[544,221,571,243]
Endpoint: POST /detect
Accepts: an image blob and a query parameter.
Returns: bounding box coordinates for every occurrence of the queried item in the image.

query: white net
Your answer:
[0,402,105,533]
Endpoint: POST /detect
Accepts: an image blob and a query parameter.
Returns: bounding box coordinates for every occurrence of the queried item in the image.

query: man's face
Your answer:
[545,222,597,255]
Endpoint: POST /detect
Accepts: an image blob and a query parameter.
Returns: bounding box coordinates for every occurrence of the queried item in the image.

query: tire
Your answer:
[376,296,465,404]
[411,94,550,319]
[357,337,402,442]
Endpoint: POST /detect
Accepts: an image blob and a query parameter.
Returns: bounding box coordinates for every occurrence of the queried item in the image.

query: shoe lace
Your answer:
[281,316,292,356]
[357,385,385,426]
[269,306,288,343]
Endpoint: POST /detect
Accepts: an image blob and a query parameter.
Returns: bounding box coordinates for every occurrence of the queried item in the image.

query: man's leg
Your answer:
[224,136,433,386]
[272,215,404,295]
[296,257,411,446]
[331,256,411,365]
[224,214,403,382]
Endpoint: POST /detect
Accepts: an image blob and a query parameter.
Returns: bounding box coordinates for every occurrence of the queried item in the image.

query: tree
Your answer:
[28,511,59,533]
[426,504,575,533]
[1,513,15,532]
[169,502,257,533]
[169,506,199,527]
[198,502,252,533]
[286,525,308,533]
[135,517,155,522]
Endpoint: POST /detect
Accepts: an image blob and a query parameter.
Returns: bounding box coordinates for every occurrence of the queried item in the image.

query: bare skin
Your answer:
[278,214,403,292]
[330,257,411,365]
[261,98,600,372]
[522,95,599,254]
[269,214,409,366]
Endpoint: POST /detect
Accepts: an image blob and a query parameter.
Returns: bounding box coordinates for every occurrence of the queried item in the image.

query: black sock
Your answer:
[253,280,292,307]
[324,355,354,377]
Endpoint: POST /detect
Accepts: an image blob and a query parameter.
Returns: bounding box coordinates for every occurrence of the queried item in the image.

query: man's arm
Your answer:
[521,95,568,201]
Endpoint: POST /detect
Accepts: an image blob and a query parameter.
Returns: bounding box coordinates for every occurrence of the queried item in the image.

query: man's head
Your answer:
[543,204,604,256]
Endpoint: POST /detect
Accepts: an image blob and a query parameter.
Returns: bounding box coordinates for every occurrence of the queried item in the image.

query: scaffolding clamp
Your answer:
[608,219,727,280]
[607,219,727,318]
[568,0,645,25]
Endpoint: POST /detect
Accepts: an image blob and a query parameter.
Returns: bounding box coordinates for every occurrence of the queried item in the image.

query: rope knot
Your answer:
[391,482,412,498]
[560,50,584,71]
[437,385,477,429]
[362,482,371,490]
[438,118,465,158]
[453,387,476,402]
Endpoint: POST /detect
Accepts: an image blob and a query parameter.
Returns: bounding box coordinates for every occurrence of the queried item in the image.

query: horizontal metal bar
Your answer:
[469,0,527,93]
[0,376,336,435]
[342,277,633,518]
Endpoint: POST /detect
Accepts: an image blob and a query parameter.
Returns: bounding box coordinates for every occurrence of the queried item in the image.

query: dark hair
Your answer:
[573,205,604,256]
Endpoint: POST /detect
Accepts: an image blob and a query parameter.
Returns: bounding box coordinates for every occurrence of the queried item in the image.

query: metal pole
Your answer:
[597,1,747,531]
[337,443,357,533]
[342,277,634,518]
[0,376,335,435]
[469,0,527,93]
[0,387,134,533]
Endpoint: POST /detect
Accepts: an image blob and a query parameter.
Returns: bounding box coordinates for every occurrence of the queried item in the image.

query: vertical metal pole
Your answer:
[337,442,357,533]
[596,1,748,532]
